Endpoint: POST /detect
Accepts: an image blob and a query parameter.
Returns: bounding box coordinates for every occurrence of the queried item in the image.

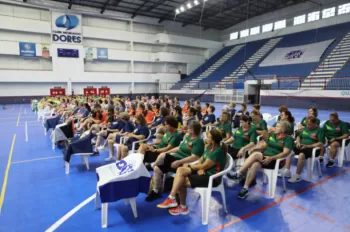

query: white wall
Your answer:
[0,82,67,96]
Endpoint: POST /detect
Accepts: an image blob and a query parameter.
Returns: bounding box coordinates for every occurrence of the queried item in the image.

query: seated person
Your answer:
[297,107,320,131]
[156,129,226,215]
[172,105,183,127]
[229,121,293,199]
[232,103,249,128]
[215,112,232,143]
[144,104,156,124]
[225,116,257,174]
[150,107,169,130]
[146,121,204,201]
[282,116,325,182]
[322,112,349,167]
[200,105,216,129]
[183,107,197,127]
[201,103,210,116]
[251,110,267,135]
[116,114,150,160]
[138,116,181,164]
[269,110,295,135]
[275,105,288,122]
[77,104,104,132]
[105,112,135,161]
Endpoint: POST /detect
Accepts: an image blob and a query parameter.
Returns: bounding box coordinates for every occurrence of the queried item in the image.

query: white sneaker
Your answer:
[278,169,291,178]
[105,156,115,162]
[97,146,107,150]
[288,174,302,183]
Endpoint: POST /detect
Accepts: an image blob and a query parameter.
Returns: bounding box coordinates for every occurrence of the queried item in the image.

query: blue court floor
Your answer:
[0,104,350,232]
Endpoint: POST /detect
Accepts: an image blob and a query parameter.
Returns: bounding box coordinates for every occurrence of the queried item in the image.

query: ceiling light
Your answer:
[187,2,192,9]
[175,8,180,14]
[180,6,185,12]
[194,0,199,5]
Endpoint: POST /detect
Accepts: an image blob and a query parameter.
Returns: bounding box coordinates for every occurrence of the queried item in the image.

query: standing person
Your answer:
[233,103,249,128]
[156,129,227,215]
[323,113,349,167]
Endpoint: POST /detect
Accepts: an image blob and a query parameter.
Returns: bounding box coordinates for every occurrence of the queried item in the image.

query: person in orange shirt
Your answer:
[145,104,156,124]
[128,103,136,117]
[136,102,145,116]
[182,100,189,115]
[153,103,160,116]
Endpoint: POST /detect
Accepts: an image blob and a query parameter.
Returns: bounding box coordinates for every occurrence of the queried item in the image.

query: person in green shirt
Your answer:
[269,110,295,135]
[229,120,294,199]
[214,112,232,143]
[225,115,257,160]
[251,110,268,135]
[296,107,320,137]
[138,116,181,164]
[146,121,204,202]
[280,116,325,183]
[156,129,226,216]
[322,113,349,168]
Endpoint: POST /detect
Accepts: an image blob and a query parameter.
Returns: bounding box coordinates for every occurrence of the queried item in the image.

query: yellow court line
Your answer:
[11,156,61,164]
[16,112,20,127]
[0,134,16,214]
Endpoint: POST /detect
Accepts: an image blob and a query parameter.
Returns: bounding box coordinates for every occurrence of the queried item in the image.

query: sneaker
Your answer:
[105,156,115,162]
[226,172,240,181]
[237,188,249,199]
[91,151,99,156]
[278,169,291,178]
[169,206,189,216]
[145,190,160,202]
[288,174,302,183]
[326,160,335,168]
[97,145,107,150]
[319,157,324,165]
[157,197,178,209]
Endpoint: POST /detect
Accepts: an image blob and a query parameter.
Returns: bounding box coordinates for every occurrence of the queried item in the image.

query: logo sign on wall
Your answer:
[19,42,36,57]
[41,44,50,58]
[51,12,82,44]
[97,48,108,60]
[85,47,93,61]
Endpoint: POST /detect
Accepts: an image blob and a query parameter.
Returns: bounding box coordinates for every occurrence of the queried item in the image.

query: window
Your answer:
[250,26,260,35]
[274,19,286,30]
[322,7,335,18]
[240,29,249,38]
[308,11,320,22]
[262,23,273,33]
[294,14,306,25]
[230,32,238,40]
[338,3,350,15]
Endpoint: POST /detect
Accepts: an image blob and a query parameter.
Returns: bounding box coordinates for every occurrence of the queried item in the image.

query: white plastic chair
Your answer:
[194,153,234,225]
[320,120,327,127]
[113,129,152,156]
[262,151,293,198]
[65,152,94,174]
[326,137,350,167]
[294,147,322,181]
[262,113,272,122]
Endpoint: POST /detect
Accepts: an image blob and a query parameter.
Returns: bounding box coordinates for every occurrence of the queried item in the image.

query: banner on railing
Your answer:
[260,39,334,67]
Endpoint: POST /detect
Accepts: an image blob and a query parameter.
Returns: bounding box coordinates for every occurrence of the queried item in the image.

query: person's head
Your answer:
[188,121,201,137]
[146,104,152,111]
[281,110,295,123]
[99,99,103,104]
[306,116,319,130]
[187,107,196,117]
[240,103,247,112]
[253,104,260,111]
[84,103,91,112]
[120,112,130,122]
[107,107,114,116]
[163,101,170,109]
[173,105,182,117]
[250,110,261,121]
[229,102,236,109]
[160,107,170,117]
[276,121,291,134]
[220,112,230,124]
[240,115,252,128]
[208,105,215,114]
[135,114,147,126]
[130,103,136,110]
[308,107,318,118]
[329,112,340,125]
[184,100,189,106]
[164,116,178,132]
[206,129,227,153]
[222,105,229,113]
[195,105,202,115]
[94,104,102,112]
[204,103,210,110]
[153,103,160,111]
[279,105,288,115]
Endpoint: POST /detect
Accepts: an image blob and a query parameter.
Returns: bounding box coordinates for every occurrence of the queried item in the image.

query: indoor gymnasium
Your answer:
[0,0,350,231]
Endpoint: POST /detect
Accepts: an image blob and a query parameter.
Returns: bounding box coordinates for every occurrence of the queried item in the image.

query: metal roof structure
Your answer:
[50,0,310,30]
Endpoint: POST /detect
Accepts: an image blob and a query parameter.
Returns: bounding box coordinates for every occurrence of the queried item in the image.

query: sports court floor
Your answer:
[0,103,350,232]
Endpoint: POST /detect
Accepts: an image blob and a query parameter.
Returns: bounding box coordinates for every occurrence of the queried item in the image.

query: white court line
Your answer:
[11,156,61,164]
[45,194,96,232]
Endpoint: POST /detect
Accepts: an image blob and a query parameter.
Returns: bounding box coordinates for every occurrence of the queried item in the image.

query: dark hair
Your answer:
[164,116,178,128]
[99,99,103,104]
[253,104,260,110]
[306,116,318,124]
[160,107,169,117]
[209,129,227,154]
[209,105,215,113]
[135,114,147,126]
[188,121,201,136]
[281,110,295,123]
[330,112,339,120]
[240,115,252,123]
[174,105,182,117]
[309,107,318,118]
[94,104,102,110]
[221,112,231,124]
[153,103,160,110]
[279,105,288,113]
[107,107,114,116]
[84,103,91,112]
[187,107,197,116]
[250,110,261,117]
[241,103,247,112]
[204,103,210,108]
